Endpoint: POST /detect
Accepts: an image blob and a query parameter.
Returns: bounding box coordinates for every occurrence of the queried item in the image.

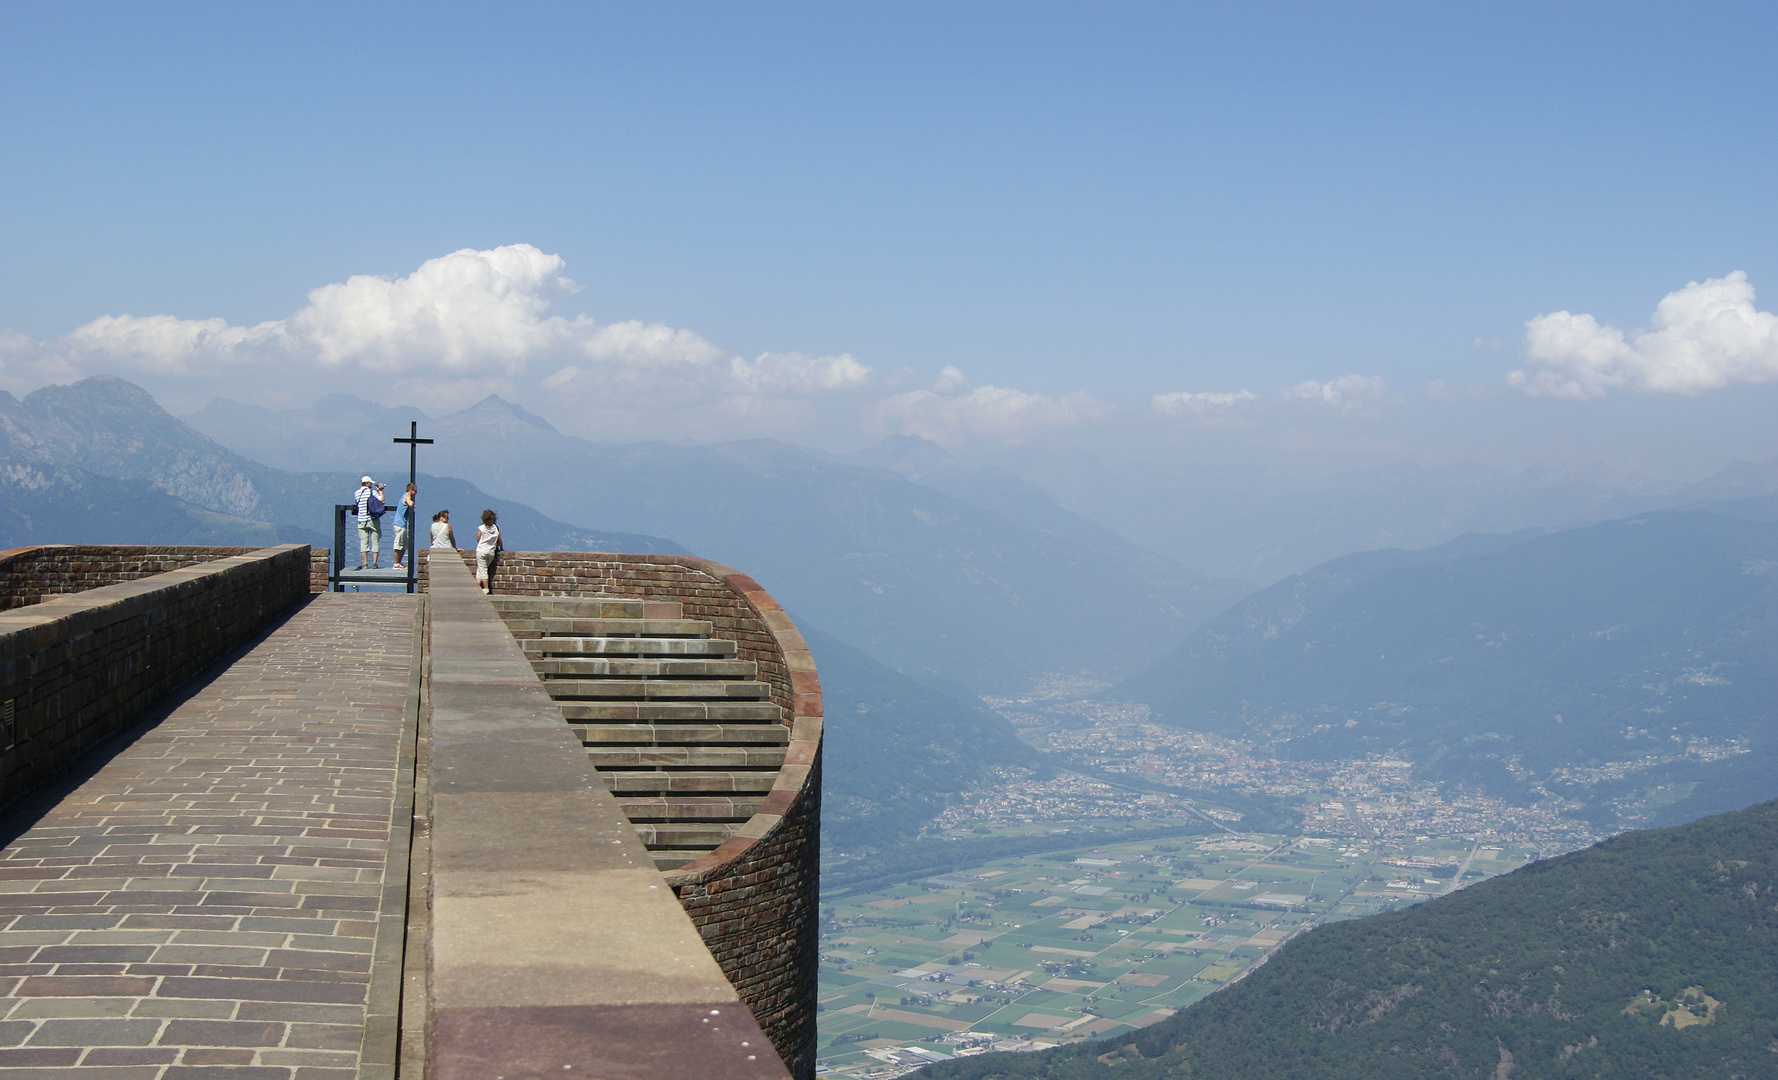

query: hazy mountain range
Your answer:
[184,391,1251,690]
[3,376,1095,862]
[10,375,1776,861]
[1020,447,1778,582]
[1118,503,1778,828]
[0,378,680,555]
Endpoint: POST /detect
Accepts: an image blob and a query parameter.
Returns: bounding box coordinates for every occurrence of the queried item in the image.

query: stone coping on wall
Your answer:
[422,550,793,1080]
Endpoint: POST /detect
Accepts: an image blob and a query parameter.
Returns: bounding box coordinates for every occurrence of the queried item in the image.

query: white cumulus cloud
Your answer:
[869,368,1107,445]
[53,244,736,380]
[1511,271,1778,399]
[1282,374,1387,412]
[15,243,887,440]
[1151,389,1256,417]
[288,244,578,372]
[730,352,872,395]
[0,329,81,394]
[63,313,283,375]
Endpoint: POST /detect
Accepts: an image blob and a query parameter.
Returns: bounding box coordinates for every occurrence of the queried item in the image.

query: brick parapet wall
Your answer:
[0,545,338,605]
[0,545,256,610]
[0,545,312,814]
[455,550,821,1080]
[673,752,821,1079]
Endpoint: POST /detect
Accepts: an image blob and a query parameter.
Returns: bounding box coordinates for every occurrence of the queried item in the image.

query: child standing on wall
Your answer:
[475,509,501,594]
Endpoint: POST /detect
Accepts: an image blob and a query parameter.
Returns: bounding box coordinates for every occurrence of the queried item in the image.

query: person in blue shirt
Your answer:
[354,476,386,570]
[392,483,416,570]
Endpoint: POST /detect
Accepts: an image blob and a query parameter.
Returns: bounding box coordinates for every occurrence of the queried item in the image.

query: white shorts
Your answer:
[394,526,410,550]
[476,548,498,581]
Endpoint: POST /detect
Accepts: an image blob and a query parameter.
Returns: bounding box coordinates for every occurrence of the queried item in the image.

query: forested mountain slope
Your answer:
[0,456,311,548]
[919,799,1778,1080]
[804,625,1038,856]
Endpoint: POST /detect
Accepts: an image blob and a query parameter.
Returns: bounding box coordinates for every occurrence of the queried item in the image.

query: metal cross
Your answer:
[393,420,434,491]
[392,421,434,590]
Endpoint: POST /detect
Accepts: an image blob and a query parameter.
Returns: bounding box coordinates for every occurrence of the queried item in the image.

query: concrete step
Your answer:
[558,701,782,723]
[491,597,682,620]
[614,796,765,822]
[543,679,770,701]
[524,637,738,659]
[531,658,756,679]
[649,851,704,871]
[586,746,787,770]
[574,723,790,746]
[501,617,714,638]
[598,771,781,795]
[633,822,742,849]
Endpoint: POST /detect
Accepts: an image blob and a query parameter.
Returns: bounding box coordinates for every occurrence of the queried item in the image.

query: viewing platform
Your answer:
[0,543,822,1079]
[331,567,415,589]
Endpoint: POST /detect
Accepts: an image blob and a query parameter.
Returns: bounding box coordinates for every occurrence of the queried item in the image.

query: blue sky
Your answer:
[2,2,1775,480]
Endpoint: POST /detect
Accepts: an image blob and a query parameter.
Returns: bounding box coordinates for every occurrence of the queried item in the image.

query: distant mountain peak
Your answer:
[27,374,170,416]
[452,394,559,432]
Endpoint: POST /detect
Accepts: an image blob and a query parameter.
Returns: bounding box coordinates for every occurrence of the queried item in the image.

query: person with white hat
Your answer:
[354,475,387,570]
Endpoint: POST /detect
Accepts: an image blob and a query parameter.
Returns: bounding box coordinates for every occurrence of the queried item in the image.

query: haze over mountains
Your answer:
[175,381,1778,832]
[1118,505,1778,829]
[0,378,679,555]
[805,625,1038,856]
[985,446,1778,582]
[185,391,1250,690]
[8,375,1777,866]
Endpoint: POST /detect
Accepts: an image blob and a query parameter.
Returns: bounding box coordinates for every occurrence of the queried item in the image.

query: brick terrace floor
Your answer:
[0,595,417,1080]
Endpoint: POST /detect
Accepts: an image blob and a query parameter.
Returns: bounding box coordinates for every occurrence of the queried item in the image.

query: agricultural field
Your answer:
[815,829,1533,1077]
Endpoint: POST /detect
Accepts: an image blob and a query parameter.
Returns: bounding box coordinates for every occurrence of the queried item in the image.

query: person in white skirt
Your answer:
[475,509,502,594]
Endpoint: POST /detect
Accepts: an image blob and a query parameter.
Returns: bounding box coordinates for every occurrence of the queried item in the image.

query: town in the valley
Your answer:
[814,679,1744,1077]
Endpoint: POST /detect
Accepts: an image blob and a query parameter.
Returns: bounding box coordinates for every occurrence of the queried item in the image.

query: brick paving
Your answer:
[0,594,417,1080]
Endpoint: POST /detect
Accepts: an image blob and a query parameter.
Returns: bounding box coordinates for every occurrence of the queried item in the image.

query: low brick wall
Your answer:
[461,550,822,1080]
[0,545,257,610]
[0,545,312,813]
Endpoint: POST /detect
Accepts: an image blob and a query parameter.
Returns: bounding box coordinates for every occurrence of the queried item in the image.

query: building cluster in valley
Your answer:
[950,689,1617,855]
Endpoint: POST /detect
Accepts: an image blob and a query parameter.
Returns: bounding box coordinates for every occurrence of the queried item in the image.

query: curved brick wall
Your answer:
[463,551,822,1080]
